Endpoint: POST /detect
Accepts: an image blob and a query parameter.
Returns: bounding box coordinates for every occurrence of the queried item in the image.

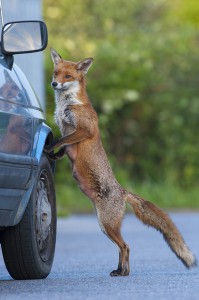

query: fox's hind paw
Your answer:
[110,268,129,277]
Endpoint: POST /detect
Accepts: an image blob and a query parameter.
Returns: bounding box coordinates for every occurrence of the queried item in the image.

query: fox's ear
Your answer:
[50,48,62,65]
[76,58,93,74]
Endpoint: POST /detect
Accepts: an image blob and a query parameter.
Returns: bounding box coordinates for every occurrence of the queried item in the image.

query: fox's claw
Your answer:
[44,146,65,161]
[44,145,52,153]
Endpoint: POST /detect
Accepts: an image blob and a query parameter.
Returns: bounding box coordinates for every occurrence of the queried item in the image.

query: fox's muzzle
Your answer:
[51,81,68,90]
[51,81,72,91]
[51,81,58,88]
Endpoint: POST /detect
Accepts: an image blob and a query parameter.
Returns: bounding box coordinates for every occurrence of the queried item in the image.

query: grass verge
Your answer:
[55,177,199,217]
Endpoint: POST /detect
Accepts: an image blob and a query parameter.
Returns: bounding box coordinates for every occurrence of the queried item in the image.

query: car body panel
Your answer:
[0,155,38,226]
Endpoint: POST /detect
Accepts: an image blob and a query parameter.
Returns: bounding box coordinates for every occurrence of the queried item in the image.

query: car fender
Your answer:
[32,122,54,162]
[12,123,55,226]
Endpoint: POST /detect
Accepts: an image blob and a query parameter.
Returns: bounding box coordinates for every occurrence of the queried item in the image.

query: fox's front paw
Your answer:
[44,145,52,154]
[45,152,57,161]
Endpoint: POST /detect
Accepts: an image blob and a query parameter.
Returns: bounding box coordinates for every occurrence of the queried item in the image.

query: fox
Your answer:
[45,48,197,276]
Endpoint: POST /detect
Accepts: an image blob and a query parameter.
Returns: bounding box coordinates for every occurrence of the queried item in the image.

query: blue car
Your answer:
[0,21,56,280]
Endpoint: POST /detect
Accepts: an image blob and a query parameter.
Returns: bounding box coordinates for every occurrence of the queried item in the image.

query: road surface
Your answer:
[0,213,199,300]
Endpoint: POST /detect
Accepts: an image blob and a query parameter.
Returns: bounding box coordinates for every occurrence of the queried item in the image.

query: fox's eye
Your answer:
[54,72,58,77]
[65,75,71,79]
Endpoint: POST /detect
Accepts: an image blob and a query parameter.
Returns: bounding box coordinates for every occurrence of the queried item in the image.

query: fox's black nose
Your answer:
[51,81,58,87]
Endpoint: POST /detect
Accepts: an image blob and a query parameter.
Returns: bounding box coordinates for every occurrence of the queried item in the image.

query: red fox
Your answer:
[45,49,197,276]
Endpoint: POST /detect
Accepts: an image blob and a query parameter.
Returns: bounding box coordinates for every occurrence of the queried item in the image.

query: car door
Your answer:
[0,62,38,226]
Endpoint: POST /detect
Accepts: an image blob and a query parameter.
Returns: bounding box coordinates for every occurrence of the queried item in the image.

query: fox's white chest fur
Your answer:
[54,81,82,136]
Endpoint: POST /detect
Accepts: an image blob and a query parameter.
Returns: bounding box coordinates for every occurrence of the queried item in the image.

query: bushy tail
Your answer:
[125,192,197,268]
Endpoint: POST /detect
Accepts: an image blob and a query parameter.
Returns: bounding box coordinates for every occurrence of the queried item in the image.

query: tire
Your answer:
[1,155,57,280]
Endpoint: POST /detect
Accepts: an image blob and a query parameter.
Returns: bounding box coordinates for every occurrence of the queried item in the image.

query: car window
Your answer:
[0,68,27,105]
[0,110,32,155]
[14,65,43,110]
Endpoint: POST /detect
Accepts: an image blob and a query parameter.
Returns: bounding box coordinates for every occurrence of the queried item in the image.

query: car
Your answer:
[0,20,56,280]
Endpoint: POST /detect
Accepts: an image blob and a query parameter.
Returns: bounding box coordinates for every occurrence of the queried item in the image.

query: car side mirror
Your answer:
[1,21,48,55]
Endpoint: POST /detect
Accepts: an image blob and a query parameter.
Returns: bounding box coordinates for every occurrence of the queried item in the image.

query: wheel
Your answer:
[1,155,56,280]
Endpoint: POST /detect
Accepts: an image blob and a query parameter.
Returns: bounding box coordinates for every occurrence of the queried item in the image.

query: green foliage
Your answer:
[44,0,199,212]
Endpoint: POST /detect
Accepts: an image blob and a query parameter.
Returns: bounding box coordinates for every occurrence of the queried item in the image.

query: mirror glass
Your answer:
[2,21,47,54]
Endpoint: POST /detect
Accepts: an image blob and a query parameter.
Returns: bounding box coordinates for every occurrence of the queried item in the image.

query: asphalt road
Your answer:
[0,213,199,300]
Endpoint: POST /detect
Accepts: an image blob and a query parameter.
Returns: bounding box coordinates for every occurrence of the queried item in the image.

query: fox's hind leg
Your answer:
[104,224,130,276]
[95,199,130,276]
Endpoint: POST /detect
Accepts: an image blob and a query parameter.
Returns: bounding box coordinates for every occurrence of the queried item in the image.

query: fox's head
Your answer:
[50,49,93,92]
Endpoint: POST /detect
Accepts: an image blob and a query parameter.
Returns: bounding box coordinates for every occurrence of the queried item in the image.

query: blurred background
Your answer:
[3,0,199,215]
[43,0,199,215]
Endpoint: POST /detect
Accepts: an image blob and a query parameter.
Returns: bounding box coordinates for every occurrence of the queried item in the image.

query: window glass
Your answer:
[0,68,27,105]
[0,111,32,155]
[14,65,43,110]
